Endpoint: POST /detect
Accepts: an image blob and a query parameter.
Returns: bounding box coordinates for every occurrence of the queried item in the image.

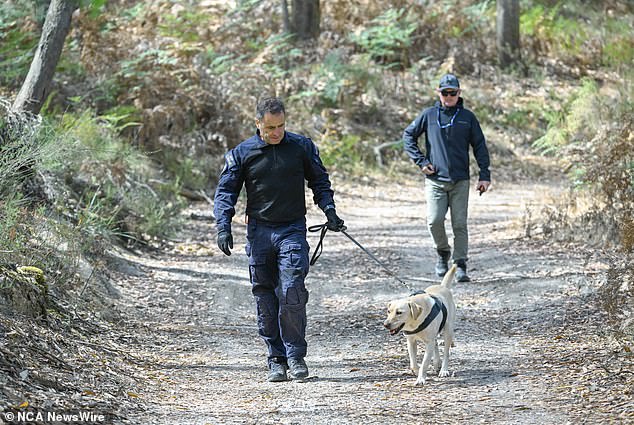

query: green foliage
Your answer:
[55,37,87,81]
[532,74,634,248]
[204,50,242,75]
[91,76,121,109]
[163,157,209,193]
[255,33,303,78]
[349,8,416,67]
[0,105,42,183]
[121,2,146,21]
[0,193,28,255]
[292,51,377,110]
[521,2,634,71]
[0,6,37,87]
[100,105,142,133]
[319,134,364,171]
[48,109,184,241]
[602,35,634,70]
[119,48,177,79]
[114,48,180,101]
[0,0,36,23]
[455,0,493,37]
[81,0,107,19]
[234,0,262,13]
[157,9,214,43]
[0,99,76,269]
[533,79,600,155]
[524,4,591,56]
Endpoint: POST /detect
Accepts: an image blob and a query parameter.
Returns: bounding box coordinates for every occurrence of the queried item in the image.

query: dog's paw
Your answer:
[414,377,426,386]
[438,368,450,378]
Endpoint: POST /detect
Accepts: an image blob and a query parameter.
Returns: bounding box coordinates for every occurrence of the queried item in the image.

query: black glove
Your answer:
[325,208,346,232]
[217,230,233,256]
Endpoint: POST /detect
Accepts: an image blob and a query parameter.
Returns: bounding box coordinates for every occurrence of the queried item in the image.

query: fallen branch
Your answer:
[373,141,401,167]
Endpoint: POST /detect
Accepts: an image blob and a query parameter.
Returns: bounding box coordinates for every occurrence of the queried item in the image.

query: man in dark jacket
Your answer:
[213,97,345,382]
[403,74,491,282]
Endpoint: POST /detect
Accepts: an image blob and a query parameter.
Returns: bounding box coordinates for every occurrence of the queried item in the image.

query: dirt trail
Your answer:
[108,178,633,425]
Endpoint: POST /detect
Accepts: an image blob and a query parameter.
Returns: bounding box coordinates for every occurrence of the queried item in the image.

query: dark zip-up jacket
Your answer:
[403,98,490,183]
[213,131,335,232]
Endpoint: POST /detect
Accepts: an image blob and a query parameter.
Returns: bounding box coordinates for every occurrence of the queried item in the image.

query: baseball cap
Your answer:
[438,74,460,90]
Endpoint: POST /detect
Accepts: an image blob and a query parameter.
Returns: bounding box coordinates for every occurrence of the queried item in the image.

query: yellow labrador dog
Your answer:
[383,265,457,385]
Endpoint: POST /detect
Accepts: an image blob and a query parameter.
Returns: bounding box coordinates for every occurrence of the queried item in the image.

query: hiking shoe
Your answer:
[267,360,288,382]
[455,260,471,282]
[288,358,309,380]
[435,250,451,277]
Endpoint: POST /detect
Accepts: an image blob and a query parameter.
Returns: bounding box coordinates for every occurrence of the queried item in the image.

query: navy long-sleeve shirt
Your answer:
[213,130,335,233]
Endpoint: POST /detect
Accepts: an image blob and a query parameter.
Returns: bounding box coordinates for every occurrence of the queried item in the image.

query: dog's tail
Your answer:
[441,264,457,288]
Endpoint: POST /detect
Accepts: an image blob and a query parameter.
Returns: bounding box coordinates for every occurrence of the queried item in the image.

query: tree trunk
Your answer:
[289,0,320,40]
[496,0,521,68]
[12,0,78,114]
[281,0,290,34]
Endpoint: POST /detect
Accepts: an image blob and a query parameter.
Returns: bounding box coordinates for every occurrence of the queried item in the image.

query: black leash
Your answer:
[308,223,413,292]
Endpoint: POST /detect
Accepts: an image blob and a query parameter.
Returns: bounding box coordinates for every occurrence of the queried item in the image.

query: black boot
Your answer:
[455,259,470,282]
[267,357,288,382]
[435,250,451,277]
[288,358,309,380]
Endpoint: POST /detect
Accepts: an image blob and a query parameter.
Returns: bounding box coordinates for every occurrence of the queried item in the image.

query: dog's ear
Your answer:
[408,301,422,319]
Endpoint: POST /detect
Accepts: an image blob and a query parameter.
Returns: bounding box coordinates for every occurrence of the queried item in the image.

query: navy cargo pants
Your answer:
[245,217,310,361]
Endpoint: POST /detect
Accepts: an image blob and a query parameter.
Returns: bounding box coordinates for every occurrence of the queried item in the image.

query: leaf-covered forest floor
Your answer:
[5,176,631,424]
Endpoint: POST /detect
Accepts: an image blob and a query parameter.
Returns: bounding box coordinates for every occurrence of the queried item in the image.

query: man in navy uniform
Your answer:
[403,74,491,282]
[214,97,345,382]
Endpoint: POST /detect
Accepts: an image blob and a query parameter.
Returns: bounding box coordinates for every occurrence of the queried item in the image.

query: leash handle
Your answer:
[308,223,412,291]
[308,223,328,266]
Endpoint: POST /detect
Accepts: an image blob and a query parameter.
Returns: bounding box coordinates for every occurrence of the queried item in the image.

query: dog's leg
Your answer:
[415,342,435,386]
[432,339,442,372]
[439,333,451,378]
[407,338,418,375]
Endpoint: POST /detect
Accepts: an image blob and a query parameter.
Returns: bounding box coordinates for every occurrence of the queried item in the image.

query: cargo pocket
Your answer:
[279,243,309,305]
[284,286,309,306]
[248,249,273,288]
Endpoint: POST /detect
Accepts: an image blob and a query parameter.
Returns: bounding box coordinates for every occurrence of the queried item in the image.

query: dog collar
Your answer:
[403,295,447,335]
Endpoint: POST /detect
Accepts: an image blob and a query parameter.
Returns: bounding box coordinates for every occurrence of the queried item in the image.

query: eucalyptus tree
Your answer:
[282,0,320,40]
[496,0,521,68]
[13,0,79,114]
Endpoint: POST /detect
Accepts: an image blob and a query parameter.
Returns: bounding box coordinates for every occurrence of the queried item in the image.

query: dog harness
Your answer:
[403,294,447,335]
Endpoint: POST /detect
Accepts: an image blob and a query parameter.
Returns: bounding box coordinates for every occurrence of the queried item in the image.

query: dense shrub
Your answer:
[534,78,633,250]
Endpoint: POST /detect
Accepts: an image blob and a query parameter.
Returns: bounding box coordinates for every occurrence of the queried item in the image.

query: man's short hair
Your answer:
[256,97,285,120]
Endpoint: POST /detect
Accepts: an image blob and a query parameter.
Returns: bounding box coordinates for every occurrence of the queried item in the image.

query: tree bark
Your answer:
[289,0,320,40]
[281,0,290,34]
[496,0,521,68]
[12,0,78,114]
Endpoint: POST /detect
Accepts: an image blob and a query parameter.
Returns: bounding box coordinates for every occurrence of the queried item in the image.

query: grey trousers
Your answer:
[424,179,470,262]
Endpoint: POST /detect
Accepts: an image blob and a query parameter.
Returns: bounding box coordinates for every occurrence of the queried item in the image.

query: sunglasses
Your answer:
[441,90,459,97]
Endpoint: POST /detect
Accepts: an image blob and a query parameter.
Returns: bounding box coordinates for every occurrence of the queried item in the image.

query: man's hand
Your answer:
[325,209,346,232]
[217,230,233,256]
[421,164,435,175]
[476,181,491,195]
